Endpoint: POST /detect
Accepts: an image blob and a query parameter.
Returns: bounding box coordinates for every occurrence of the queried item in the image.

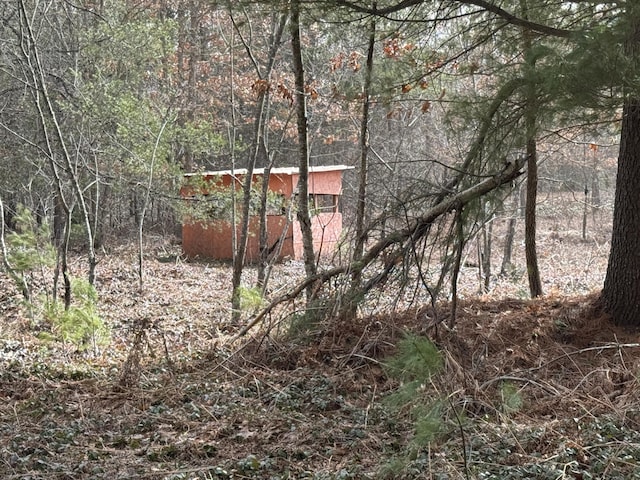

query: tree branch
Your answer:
[231,155,527,340]
[333,0,575,37]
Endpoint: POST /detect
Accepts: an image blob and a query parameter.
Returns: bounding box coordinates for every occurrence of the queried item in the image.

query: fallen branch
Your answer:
[231,156,527,341]
[517,342,640,375]
[479,375,562,396]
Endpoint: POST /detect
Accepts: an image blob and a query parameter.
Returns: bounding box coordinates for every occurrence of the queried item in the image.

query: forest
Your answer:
[1,0,640,478]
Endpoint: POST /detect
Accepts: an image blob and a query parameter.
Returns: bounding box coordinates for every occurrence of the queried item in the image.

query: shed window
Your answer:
[310,194,338,213]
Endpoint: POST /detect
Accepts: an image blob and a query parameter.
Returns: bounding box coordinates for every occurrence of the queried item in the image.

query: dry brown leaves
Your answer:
[2,207,639,478]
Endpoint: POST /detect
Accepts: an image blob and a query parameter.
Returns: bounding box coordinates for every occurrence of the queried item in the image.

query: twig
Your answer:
[479,375,561,395]
[447,393,471,480]
[517,343,640,375]
[230,157,527,340]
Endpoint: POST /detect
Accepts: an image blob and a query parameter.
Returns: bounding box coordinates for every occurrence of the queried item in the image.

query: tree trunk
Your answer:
[602,98,640,325]
[230,95,267,321]
[481,210,493,293]
[524,141,543,297]
[601,5,640,326]
[52,192,71,308]
[175,2,200,172]
[500,188,518,276]
[522,11,543,298]
[137,119,168,291]
[291,0,317,294]
[19,0,98,286]
[230,12,286,320]
[347,10,375,314]
[582,184,588,241]
[591,174,601,213]
[61,211,72,309]
[450,209,465,327]
[353,12,375,269]
[228,23,238,271]
[257,163,272,290]
[257,13,288,290]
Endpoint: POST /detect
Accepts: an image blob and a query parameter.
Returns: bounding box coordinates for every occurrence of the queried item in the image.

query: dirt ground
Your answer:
[2,201,640,479]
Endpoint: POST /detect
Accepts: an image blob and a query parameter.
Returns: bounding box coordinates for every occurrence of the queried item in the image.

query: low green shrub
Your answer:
[46,278,110,354]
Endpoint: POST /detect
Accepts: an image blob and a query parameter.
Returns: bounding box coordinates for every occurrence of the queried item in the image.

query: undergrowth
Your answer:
[1,237,637,479]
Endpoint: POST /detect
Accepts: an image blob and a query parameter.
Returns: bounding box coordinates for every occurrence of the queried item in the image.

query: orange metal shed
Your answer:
[181,165,353,261]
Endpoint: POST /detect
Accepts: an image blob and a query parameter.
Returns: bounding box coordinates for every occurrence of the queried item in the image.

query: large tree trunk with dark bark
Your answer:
[602,98,640,326]
[601,5,640,326]
[500,187,519,276]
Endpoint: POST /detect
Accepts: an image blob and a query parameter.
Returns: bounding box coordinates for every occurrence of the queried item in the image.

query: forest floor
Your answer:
[2,202,640,479]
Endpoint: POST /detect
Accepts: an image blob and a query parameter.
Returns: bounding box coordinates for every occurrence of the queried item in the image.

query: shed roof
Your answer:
[184,165,354,178]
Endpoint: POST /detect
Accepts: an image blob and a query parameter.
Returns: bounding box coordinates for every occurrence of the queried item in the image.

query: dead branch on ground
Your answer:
[231,156,527,341]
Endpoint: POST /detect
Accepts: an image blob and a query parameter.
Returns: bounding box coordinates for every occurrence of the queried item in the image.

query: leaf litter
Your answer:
[2,211,640,478]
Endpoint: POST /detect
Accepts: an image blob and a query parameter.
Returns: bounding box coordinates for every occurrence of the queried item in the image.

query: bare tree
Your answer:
[349,10,376,309]
[137,117,171,290]
[236,155,527,338]
[291,0,317,296]
[17,0,98,292]
[230,10,288,320]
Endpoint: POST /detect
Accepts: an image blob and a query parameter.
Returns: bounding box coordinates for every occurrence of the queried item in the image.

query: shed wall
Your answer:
[181,167,349,261]
[182,216,295,261]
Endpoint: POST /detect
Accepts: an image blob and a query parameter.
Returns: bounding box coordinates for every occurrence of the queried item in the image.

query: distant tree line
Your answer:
[0,0,636,326]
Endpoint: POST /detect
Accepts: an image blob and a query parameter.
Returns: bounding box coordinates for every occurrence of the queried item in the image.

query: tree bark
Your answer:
[230,92,268,321]
[257,13,288,289]
[173,1,203,172]
[19,0,98,286]
[522,8,543,298]
[524,141,543,297]
[481,209,493,293]
[602,98,640,325]
[353,12,375,271]
[257,162,272,289]
[601,5,640,326]
[500,188,518,276]
[450,208,464,326]
[230,11,286,321]
[137,118,169,291]
[291,0,317,294]
[347,10,375,314]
